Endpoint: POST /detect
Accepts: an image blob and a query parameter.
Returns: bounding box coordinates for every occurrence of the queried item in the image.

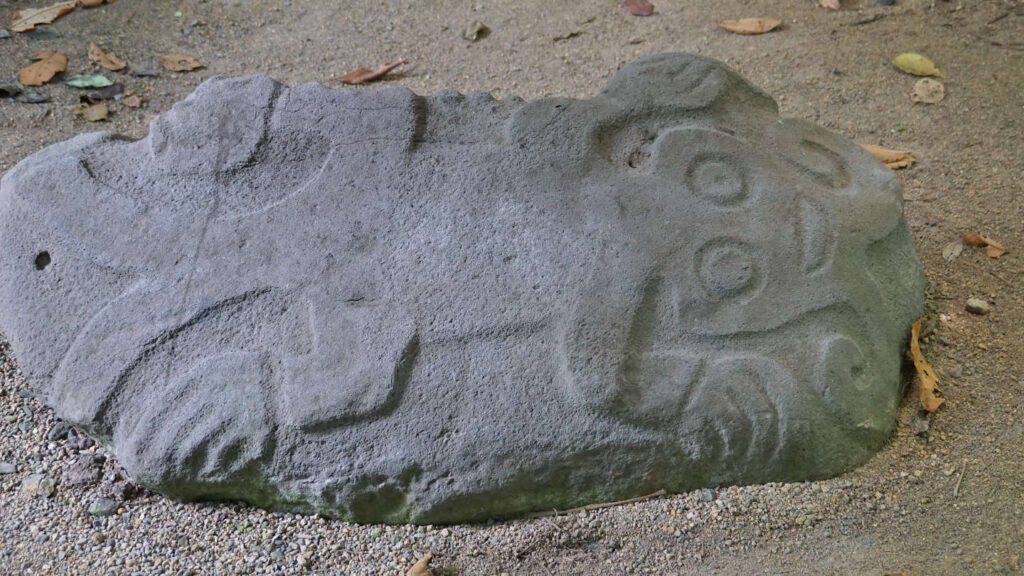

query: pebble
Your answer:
[64,454,103,486]
[88,498,120,517]
[22,474,56,498]
[965,298,991,315]
[46,421,71,442]
[876,0,896,5]
[0,461,16,474]
[0,29,10,39]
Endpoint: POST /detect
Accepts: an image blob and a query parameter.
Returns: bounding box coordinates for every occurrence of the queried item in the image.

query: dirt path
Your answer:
[1,1,1022,574]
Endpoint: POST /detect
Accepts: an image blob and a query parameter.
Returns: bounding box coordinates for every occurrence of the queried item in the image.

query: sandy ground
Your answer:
[0,0,1022,574]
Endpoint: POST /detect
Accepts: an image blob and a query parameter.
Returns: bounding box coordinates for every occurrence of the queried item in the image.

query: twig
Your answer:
[987,11,1010,25]
[953,460,967,499]
[851,13,885,25]
[989,271,1014,288]
[542,517,564,533]
[525,489,667,519]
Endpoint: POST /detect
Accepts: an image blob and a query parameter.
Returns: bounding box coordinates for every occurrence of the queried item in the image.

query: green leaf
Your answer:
[892,53,943,78]
[65,74,114,88]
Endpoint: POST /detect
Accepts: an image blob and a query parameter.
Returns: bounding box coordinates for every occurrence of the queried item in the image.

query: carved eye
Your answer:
[652,128,756,206]
[694,238,761,301]
[687,154,747,205]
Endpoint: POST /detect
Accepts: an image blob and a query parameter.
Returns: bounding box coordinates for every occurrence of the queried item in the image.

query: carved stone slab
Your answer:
[0,53,925,523]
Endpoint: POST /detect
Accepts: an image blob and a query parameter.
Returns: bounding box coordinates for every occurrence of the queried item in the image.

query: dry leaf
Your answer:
[961,231,985,247]
[941,241,963,262]
[892,53,943,77]
[80,83,123,104]
[911,78,944,104]
[80,0,115,7]
[405,552,432,576]
[122,93,144,108]
[340,59,407,85]
[717,18,782,35]
[861,144,915,169]
[985,242,1005,258]
[19,50,67,87]
[961,231,1006,258]
[624,0,655,16]
[11,1,78,33]
[819,0,841,10]
[89,43,126,71]
[157,54,204,72]
[911,317,943,412]
[75,102,110,122]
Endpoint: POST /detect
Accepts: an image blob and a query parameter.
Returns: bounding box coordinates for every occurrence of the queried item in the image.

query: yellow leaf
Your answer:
[860,144,915,169]
[19,50,68,87]
[911,318,943,412]
[89,43,127,71]
[405,552,432,576]
[892,53,943,77]
[716,18,782,35]
[11,1,78,33]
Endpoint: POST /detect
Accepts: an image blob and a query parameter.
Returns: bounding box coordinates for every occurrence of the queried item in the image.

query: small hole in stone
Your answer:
[34,251,51,270]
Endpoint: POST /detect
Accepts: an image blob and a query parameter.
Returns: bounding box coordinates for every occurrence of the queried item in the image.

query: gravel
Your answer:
[1,0,1022,574]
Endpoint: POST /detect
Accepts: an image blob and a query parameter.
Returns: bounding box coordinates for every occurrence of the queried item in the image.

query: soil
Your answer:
[0,0,1022,575]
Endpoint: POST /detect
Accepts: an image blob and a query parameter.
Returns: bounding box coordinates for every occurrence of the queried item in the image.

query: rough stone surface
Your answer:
[22,474,56,498]
[63,453,104,486]
[0,53,925,523]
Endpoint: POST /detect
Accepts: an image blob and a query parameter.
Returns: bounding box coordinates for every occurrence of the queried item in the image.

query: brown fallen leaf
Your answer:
[961,231,985,247]
[75,102,110,122]
[717,18,782,35]
[911,78,944,104]
[19,50,68,87]
[122,93,144,108]
[80,0,115,7]
[819,0,841,10]
[962,231,1005,258]
[340,59,407,85]
[861,144,915,169]
[624,0,655,16]
[80,83,123,104]
[157,54,204,72]
[89,43,126,71]
[405,552,432,576]
[11,1,78,33]
[911,317,943,412]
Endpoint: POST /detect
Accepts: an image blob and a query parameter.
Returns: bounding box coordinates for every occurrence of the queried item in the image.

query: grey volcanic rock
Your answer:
[0,53,924,524]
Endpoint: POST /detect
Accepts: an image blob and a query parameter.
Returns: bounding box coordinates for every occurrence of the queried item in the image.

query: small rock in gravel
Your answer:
[88,498,119,517]
[0,29,10,40]
[22,474,56,498]
[0,461,16,474]
[965,298,990,315]
[876,0,896,5]
[702,488,715,502]
[46,420,71,442]
[64,454,103,486]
